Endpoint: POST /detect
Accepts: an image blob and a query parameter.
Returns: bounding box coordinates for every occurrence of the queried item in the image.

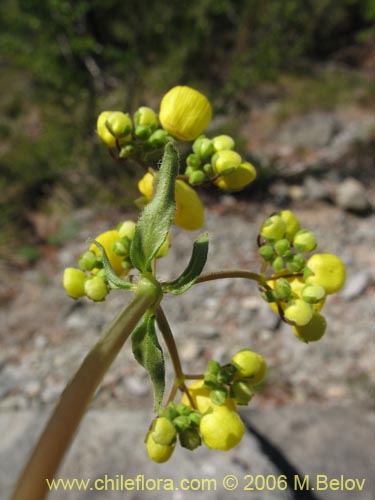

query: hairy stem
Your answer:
[11,279,161,500]
[196,269,271,290]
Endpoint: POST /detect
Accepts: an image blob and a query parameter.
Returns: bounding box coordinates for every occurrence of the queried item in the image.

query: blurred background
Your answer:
[0,1,374,499]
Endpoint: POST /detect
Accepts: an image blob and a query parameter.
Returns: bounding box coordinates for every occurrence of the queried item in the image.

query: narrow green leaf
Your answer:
[131,141,179,273]
[162,232,209,295]
[89,239,134,291]
[131,313,165,410]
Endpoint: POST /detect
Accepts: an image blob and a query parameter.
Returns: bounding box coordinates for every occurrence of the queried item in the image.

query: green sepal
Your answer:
[89,239,134,291]
[131,313,165,410]
[162,233,209,295]
[131,141,179,273]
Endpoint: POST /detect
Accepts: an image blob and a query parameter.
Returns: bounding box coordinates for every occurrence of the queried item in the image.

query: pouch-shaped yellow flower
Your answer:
[215,162,256,191]
[90,230,124,276]
[200,406,245,451]
[181,380,236,413]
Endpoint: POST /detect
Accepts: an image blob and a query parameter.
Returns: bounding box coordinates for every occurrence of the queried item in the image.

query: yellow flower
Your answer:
[181,380,236,413]
[279,210,301,241]
[96,111,131,148]
[305,253,346,295]
[159,86,212,141]
[200,406,245,451]
[293,313,327,343]
[63,267,86,299]
[214,162,256,192]
[138,172,204,230]
[232,350,267,386]
[145,432,175,463]
[90,230,124,276]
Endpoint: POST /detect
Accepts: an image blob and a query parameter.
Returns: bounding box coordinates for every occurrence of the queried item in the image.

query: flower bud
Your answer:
[210,389,228,406]
[272,256,284,272]
[159,86,212,141]
[79,251,97,271]
[186,153,201,170]
[260,215,286,242]
[286,253,305,272]
[284,299,313,326]
[112,237,130,257]
[118,220,136,241]
[305,253,346,295]
[179,428,201,450]
[212,150,242,175]
[96,111,121,148]
[212,135,235,152]
[84,276,108,302]
[197,138,215,158]
[200,407,245,451]
[275,277,292,300]
[231,380,254,406]
[134,106,158,130]
[258,245,275,261]
[279,210,301,241]
[181,380,236,413]
[105,112,132,139]
[232,349,267,385]
[301,284,326,304]
[63,267,86,299]
[173,415,191,431]
[135,125,152,139]
[145,432,174,463]
[293,313,327,343]
[274,239,291,257]
[214,161,256,191]
[293,229,317,253]
[189,170,205,186]
[156,232,171,258]
[147,129,169,147]
[151,417,176,446]
[203,163,214,176]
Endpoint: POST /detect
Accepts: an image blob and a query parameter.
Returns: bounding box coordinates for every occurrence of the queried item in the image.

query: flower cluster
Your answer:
[258,210,346,342]
[145,348,266,463]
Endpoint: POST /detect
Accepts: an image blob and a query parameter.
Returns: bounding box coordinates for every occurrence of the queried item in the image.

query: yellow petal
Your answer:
[214,162,256,191]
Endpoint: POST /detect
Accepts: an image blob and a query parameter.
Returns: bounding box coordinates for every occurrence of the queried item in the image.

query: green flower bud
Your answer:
[286,253,306,272]
[293,313,327,343]
[210,389,228,406]
[203,163,214,176]
[189,411,202,426]
[84,276,108,302]
[135,125,152,139]
[118,220,136,241]
[301,284,326,304]
[284,299,313,326]
[207,360,220,375]
[258,245,275,261]
[185,166,194,177]
[212,134,235,152]
[119,143,136,158]
[79,251,97,271]
[275,277,292,300]
[95,269,107,279]
[279,210,301,241]
[212,150,242,175]
[179,428,202,450]
[106,112,133,138]
[63,267,86,299]
[148,129,169,147]
[121,258,132,274]
[274,239,291,257]
[217,364,237,385]
[112,237,130,257]
[134,106,158,130]
[173,415,191,431]
[175,403,191,416]
[272,256,284,272]
[189,170,205,186]
[231,380,253,406]
[151,417,176,446]
[197,138,215,158]
[162,403,178,421]
[260,215,286,242]
[186,153,201,170]
[293,229,317,253]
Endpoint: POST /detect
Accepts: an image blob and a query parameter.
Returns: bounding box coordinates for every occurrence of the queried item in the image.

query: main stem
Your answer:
[10,278,160,500]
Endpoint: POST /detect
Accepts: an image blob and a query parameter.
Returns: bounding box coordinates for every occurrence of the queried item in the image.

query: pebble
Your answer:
[335,177,370,213]
[341,272,372,300]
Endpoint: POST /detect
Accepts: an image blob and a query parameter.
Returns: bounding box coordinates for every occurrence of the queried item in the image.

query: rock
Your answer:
[341,272,371,300]
[335,178,371,213]
[303,175,331,201]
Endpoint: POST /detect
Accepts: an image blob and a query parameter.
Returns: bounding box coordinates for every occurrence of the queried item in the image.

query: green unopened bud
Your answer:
[151,417,176,446]
[135,125,152,139]
[112,238,130,257]
[119,143,135,158]
[118,220,136,241]
[134,106,158,130]
[301,284,326,304]
[203,373,218,387]
[212,150,242,175]
[173,415,191,431]
[106,112,133,138]
[293,313,327,343]
[79,251,97,271]
[189,170,205,186]
[121,259,132,274]
[179,428,201,450]
[84,276,108,302]
[192,135,206,155]
[63,267,86,299]
[203,163,214,176]
[286,253,306,272]
[207,360,220,374]
[284,299,313,326]
[261,215,286,242]
[272,256,284,272]
[186,153,201,170]
[293,229,317,253]
[217,364,237,384]
[274,239,291,257]
[258,245,275,261]
[148,129,169,147]
[212,135,235,152]
[231,380,253,406]
[189,411,202,426]
[279,210,301,241]
[197,138,214,158]
[210,389,227,406]
[175,403,191,416]
[162,403,178,421]
[275,277,292,300]
[95,269,107,279]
